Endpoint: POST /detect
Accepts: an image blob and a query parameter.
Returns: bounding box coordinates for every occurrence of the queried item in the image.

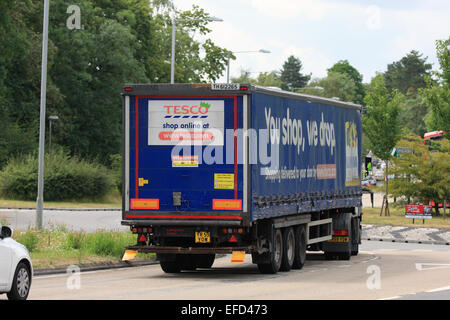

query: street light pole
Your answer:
[171,16,222,84]
[170,17,176,84]
[36,0,50,230]
[226,49,271,83]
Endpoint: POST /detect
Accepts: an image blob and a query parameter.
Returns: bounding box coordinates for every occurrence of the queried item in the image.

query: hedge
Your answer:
[0,151,113,201]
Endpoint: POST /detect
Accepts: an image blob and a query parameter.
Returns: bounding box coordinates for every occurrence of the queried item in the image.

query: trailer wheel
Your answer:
[257,229,283,274]
[280,227,295,271]
[292,225,307,269]
[338,229,352,260]
[197,254,215,269]
[180,254,198,271]
[351,218,360,256]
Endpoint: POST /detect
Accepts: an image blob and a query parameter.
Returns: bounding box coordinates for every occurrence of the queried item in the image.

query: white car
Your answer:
[0,225,33,300]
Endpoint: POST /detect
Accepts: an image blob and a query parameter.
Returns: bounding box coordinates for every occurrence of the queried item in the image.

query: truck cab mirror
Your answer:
[1,226,13,239]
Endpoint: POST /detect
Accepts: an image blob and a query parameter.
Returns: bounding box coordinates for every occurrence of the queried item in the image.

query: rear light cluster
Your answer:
[333,229,349,236]
[131,227,153,234]
[222,228,243,234]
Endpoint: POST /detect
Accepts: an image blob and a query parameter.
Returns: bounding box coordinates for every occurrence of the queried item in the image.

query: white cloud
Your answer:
[250,0,328,20]
[283,46,332,78]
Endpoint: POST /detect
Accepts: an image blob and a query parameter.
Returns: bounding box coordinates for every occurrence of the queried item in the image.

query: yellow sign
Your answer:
[172,155,199,167]
[138,178,149,187]
[328,236,349,243]
[195,231,211,243]
[214,173,234,190]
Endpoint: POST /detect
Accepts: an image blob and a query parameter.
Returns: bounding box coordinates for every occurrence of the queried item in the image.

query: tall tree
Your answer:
[298,72,357,103]
[398,94,429,137]
[328,60,365,105]
[421,38,450,134]
[280,55,311,91]
[363,74,405,216]
[384,50,432,95]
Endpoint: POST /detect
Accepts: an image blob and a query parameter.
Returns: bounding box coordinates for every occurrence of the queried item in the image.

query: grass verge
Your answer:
[362,207,450,229]
[0,192,121,209]
[12,228,154,269]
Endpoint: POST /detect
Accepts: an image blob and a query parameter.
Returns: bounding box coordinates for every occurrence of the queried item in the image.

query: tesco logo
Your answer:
[163,105,209,115]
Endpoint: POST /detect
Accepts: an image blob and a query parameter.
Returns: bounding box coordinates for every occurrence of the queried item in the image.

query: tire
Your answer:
[258,229,283,274]
[351,218,360,256]
[280,228,295,272]
[324,252,336,260]
[197,254,215,269]
[180,255,198,271]
[7,262,31,301]
[160,260,181,273]
[292,226,307,269]
[339,228,352,260]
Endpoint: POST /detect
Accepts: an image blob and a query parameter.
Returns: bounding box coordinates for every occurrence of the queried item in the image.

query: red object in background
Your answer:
[405,205,432,214]
[429,200,450,208]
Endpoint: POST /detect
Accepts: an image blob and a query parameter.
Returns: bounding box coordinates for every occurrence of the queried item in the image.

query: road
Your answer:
[0,209,127,233]
[9,241,449,300]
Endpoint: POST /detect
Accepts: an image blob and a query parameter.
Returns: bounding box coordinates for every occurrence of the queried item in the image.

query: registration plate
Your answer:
[195,232,211,243]
[328,236,349,243]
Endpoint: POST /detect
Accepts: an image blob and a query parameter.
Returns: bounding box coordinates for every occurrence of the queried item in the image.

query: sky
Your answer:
[172,0,450,84]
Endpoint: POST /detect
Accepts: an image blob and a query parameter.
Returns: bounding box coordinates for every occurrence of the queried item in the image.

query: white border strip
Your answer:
[243,95,248,213]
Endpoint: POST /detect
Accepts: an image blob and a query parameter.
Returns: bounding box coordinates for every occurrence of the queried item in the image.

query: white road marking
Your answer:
[426,286,450,293]
[415,263,450,271]
[378,296,401,300]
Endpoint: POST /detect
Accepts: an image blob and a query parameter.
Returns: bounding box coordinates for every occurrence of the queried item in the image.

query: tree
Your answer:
[398,94,429,137]
[280,56,311,91]
[363,74,405,216]
[421,38,450,134]
[328,60,365,105]
[384,50,432,95]
[390,134,450,215]
[256,71,282,88]
[0,0,233,165]
[297,72,357,103]
[231,69,256,84]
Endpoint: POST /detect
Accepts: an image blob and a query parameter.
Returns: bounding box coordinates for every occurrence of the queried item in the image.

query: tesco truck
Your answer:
[121,83,362,274]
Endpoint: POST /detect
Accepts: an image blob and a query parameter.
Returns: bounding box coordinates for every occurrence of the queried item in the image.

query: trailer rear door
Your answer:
[123,95,245,223]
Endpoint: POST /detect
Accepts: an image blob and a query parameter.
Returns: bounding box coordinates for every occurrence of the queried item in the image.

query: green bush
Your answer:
[84,232,134,258]
[0,150,114,201]
[16,231,39,253]
[65,232,86,250]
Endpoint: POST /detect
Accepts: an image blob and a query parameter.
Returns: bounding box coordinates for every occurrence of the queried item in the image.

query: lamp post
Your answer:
[36,0,50,231]
[48,115,59,154]
[226,49,271,83]
[171,16,223,84]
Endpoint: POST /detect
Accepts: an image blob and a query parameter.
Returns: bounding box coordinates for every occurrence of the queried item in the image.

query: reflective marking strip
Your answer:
[124,214,242,220]
[130,199,159,210]
[213,199,242,210]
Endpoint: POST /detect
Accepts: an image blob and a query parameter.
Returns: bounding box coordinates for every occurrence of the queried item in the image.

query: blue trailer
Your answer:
[122,84,362,274]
